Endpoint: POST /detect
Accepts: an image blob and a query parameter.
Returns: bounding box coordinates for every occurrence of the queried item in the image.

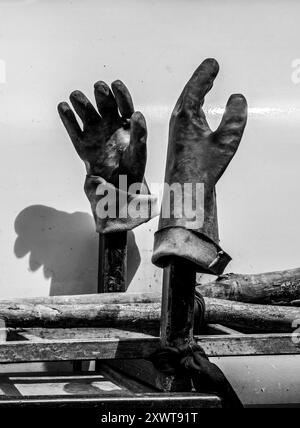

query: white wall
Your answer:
[0,0,300,406]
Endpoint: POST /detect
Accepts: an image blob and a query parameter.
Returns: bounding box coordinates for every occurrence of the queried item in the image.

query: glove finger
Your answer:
[128,111,147,179]
[111,80,135,119]
[215,94,248,153]
[175,58,219,121]
[94,81,120,123]
[58,102,83,155]
[70,90,101,127]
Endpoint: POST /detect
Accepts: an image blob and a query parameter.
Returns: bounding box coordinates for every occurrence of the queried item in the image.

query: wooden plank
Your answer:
[13,328,154,341]
[197,333,300,357]
[0,331,299,363]
[98,233,127,293]
[0,392,222,408]
[0,335,160,363]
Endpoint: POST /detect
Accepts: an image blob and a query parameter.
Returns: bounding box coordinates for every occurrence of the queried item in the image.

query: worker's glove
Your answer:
[58,80,158,233]
[152,59,248,274]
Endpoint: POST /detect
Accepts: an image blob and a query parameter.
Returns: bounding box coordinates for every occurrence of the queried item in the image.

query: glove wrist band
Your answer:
[84,175,159,234]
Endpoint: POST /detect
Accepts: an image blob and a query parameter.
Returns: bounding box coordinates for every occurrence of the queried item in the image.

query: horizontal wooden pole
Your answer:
[205,299,300,333]
[197,267,300,305]
[0,292,161,306]
[0,302,161,333]
[0,293,299,333]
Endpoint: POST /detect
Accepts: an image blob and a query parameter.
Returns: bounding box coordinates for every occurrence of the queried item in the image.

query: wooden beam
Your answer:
[0,329,299,363]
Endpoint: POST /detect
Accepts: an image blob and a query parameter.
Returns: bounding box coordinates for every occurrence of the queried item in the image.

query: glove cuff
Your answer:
[85,175,159,234]
[153,185,230,274]
[152,226,231,275]
[158,184,219,242]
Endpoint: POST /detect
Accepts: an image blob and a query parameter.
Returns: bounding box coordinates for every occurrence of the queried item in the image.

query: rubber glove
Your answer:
[58,80,158,233]
[152,59,248,274]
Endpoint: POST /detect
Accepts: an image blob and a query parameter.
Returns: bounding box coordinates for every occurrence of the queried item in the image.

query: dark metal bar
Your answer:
[98,232,127,293]
[95,232,128,371]
[159,258,198,391]
[160,258,196,347]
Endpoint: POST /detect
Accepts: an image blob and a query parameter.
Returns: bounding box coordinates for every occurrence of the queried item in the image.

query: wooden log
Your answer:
[0,302,161,333]
[0,293,299,333]
[205,299,300,333]
[0,292,161,306]
[196,267,300,305]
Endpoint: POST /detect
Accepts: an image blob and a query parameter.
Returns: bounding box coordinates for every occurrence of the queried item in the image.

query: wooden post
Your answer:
[95,232,127,371]
[161,259,196,347]
[98,232,127,293]
[160,258,198,391]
